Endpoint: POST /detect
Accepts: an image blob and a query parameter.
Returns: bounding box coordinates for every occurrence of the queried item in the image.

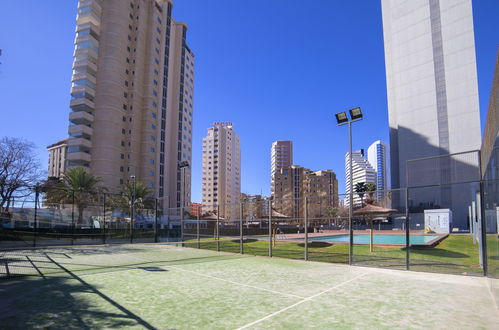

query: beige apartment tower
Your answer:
[273,166,338,219]
[66,0,194,210]
[271,141,293,197]
[47,139,68,178]
[202,123,241,220]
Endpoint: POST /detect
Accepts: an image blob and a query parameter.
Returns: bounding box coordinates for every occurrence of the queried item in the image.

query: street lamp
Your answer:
[178,160,190,210]
[178,161,190,242]
[335,107,363,265]
[130,175,136,243]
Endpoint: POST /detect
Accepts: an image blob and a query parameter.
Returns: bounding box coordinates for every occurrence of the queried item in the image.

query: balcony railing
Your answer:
[69,111,94,126]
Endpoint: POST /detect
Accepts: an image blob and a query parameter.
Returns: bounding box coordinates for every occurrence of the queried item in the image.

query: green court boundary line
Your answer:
[236,272,368,329]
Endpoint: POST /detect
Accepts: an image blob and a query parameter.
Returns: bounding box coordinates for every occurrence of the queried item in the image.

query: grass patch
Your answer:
[189,234,482,275]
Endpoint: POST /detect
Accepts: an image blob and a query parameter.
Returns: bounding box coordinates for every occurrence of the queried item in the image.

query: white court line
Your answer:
[123,253,304,299]
[485,277,499,315]
[236,272,368,330]
[168,265,305,299]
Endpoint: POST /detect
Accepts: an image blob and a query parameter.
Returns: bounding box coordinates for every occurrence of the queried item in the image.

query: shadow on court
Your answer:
[0,270,155,329]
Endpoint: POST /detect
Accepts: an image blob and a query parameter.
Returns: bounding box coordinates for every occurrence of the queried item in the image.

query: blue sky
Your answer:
[0,1,497,202]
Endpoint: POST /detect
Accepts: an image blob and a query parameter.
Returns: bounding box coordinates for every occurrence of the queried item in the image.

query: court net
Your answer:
[0,242,246,279]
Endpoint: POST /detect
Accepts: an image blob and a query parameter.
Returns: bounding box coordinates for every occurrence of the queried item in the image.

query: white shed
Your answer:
[424,209,452,234]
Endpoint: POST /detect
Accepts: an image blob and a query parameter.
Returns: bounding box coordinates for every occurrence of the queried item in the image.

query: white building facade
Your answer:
[381,0,481,189]
[202,123,241,220]
[367,140,390,197]
[345,150,376,207]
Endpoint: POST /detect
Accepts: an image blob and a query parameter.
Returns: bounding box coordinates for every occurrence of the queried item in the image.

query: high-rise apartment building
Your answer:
[273,166,338,219]
[202,123,241,220]
[345,150,376,207]
[367,140,390,198]
[270,141,293,196]
[381,0,481,189]
[47,139,68,178]
[66,0,194,210]
[240,193,270,220]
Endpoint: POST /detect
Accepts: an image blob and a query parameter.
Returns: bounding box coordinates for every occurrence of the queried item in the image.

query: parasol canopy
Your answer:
[353,204,397,216]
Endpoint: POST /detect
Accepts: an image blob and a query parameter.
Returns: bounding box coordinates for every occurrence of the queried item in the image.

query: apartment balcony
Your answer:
[72,71,97,85]
[77,21,100,34]
[67,137,92,149]
[79,0,102,13]
[74,34,99,50]
[73,46,98,62]
[70,96,95,110]
[69,111,94,125]
[76,10,101,27]
[68,124,93,137]
[72,58,98,74]
[67,151,91,163]
[70,84,95,97]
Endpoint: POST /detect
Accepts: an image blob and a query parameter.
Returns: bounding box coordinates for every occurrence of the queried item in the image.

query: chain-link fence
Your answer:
[2,178,498,279]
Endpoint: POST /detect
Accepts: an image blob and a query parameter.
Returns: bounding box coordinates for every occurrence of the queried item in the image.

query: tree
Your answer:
[354,182,367,206]
[325,206,338,219]
[365,183,377,204]
[111,181,154,214]
[44,167,102,225]
[0,137,44,212]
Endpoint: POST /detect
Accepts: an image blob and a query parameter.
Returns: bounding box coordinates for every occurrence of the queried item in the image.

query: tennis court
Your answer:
[1,243,498,329]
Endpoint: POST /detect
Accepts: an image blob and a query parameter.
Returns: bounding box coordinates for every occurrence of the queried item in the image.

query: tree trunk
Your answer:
[78,207,84,226]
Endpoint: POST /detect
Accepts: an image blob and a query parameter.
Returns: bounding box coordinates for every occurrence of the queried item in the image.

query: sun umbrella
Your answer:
[353,204,398,252]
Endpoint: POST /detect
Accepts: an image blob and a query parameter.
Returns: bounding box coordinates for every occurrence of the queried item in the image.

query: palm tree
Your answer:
[354,182,367,206]
[44,167,102,225]
[112,181,154,214]
[365,183,377,204]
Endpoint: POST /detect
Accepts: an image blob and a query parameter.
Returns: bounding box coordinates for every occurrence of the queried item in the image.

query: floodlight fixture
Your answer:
[178,160,190,169]
[349,107,363,121]
[335,112,349,125]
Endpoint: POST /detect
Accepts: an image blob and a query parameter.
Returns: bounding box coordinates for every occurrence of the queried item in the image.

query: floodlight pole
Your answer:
[348,121,353,265]
[336,108,362,266]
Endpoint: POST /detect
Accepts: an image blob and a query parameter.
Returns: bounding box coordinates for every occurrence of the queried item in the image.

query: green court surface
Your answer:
[1,244,498,329]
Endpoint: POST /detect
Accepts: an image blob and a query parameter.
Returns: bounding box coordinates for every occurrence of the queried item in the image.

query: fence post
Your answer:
[71,190,75,245]
[304,197,308,261]
[405,188,410,270]
[479,180,488,276]
[33,186,39,247]
[129,201,133,244]
[154,198,159,243]
[240,202,244,254]
[197,206,200,249]
[216,204,220,252]
[268,199,272,257]
[102,193,106,244]
[180,206,184,243]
